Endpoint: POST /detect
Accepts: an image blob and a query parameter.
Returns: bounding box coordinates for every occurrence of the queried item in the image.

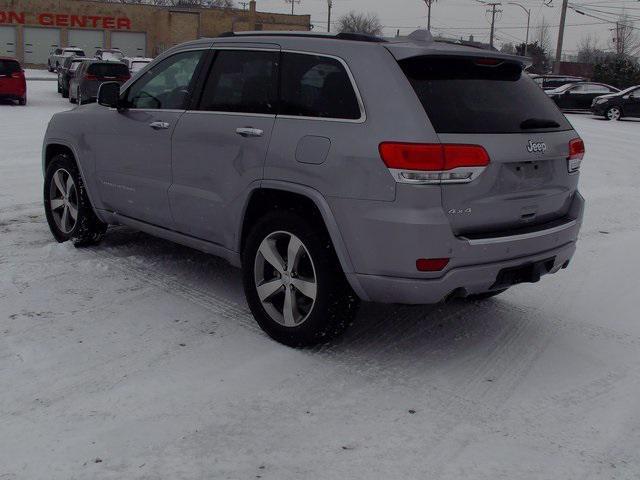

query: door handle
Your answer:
[149,121,170,130]
[236,127,264,138]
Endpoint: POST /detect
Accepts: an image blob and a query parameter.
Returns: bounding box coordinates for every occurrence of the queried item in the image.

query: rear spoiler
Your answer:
[385,29,531,69]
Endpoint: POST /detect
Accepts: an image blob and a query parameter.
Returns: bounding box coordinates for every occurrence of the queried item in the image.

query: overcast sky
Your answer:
[254,0,640,55]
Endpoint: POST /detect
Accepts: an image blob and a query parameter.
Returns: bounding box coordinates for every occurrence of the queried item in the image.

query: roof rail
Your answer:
[218,31,387,43]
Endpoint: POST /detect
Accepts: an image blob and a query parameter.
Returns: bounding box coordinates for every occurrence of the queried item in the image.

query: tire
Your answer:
[18,96,26,106]
[605,106,622,121]
[62,87,69,99]
[468,289,508,301]
[48,62,53,72]
[44,154,107,247]
[69,88,76,104]
[242,210,360,347]
[57,82,62,94]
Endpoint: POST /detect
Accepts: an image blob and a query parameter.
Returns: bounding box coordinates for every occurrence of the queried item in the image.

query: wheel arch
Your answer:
[236,180,368,300]
[238,181,368,300]
[43,141,105,222]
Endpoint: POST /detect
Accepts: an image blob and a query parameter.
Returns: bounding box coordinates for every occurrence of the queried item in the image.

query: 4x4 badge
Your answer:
[527,140,547,154]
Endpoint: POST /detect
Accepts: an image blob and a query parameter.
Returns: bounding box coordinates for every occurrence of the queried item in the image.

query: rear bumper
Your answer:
[333,191,584,304]
[350,241,576,304]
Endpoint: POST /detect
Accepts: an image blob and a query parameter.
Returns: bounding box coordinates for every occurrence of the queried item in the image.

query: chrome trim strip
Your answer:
[184,110,276,118]
[461,220,578,245]
[387,166,487,184]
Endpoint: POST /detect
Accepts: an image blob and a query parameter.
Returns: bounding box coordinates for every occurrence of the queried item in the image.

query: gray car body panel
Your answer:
[43,33,585,304]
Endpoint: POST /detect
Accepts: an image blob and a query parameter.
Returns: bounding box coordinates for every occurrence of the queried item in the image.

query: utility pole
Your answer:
[486,3,502,49]
[424,0,436,31]
[327,0,333,33]
[285,0,301,16]
[554,0,569,73]
[508,2,530,57]
[239,1,248,10]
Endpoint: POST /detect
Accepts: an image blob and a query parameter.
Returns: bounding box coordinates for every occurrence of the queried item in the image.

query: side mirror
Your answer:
[97,82,121,109]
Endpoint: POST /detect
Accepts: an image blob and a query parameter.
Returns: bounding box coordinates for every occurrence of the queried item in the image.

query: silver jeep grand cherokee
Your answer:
[42,30,585,346]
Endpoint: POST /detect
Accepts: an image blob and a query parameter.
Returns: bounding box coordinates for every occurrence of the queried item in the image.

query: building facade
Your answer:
[0,0,310,65]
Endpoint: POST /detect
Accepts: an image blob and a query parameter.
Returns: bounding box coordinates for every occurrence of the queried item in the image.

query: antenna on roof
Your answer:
[407,29,434,44]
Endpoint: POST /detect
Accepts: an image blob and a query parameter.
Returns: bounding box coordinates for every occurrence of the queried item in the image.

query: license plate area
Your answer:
[491,257,556,289]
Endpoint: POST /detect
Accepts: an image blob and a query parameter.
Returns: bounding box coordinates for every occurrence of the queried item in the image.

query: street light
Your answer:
[508,2,531,57]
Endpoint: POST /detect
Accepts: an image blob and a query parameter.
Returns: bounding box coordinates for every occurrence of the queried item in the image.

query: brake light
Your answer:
[379,143,490,184]
[10,71,23,79]
[84,74,98,81]
[475,58,502,66]
[416,258,450,272]
[568,138,585,173]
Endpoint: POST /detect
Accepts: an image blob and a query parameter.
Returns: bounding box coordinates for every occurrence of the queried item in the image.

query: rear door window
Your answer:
[0,60,20,75]
[280,53,361,120]
[197,50,279,115]
[400,56,571,134]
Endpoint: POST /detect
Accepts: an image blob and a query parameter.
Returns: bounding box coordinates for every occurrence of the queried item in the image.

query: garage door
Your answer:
[0,26,16,57]
[24,27,60,65]
[110,32,146,57]
[68,29,104,58]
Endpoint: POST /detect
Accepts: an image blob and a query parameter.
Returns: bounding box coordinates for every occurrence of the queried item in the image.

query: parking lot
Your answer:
[1,78,640,479]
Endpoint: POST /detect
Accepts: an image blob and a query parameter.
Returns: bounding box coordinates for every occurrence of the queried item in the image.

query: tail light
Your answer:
[379,143,490,184]
[10,71,24,79]
[116,74,131,81]
[84,74,98,81]
[567,138,585,173]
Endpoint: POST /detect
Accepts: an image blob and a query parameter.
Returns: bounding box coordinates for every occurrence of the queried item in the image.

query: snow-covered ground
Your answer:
[1,81,640,480]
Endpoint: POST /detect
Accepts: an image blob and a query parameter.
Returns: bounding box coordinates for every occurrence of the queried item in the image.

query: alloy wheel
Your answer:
[607,107,621,121]
[254,231,318,327]
[49,168,79,234]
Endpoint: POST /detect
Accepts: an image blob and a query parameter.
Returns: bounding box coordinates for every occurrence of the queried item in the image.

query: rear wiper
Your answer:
[520,118,560,130]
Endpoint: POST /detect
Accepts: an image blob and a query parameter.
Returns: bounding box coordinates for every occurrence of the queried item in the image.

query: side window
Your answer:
[571,84,588,93]
[123,50,204,110]
[198,50,279,114]
[280,53,361,120]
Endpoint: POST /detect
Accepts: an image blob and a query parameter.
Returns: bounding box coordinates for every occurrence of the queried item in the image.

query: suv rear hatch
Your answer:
[87,62,130,82]
[397,55,581,236]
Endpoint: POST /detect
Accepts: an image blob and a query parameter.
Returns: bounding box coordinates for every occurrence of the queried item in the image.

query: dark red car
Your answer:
[0,57,27,105]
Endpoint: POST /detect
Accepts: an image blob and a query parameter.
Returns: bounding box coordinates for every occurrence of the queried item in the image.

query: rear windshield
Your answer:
[64,49,85,57]
[0,59,20,75]
[399,56,572,134]
[88,63,129,76]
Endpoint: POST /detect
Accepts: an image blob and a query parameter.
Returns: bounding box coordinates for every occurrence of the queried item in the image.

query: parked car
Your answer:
[43,31,585,346]
[68,60,130,104]
[591,85,640,120]
[57,56,90,98]
[547,82,620,111]
[48,47,86,72]
[530,74,586,92]
[0,57,26,105]
[123,57,153,75]
[94,48,125,62]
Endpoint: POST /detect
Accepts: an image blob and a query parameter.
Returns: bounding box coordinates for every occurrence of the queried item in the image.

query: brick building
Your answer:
[0,0,310,65]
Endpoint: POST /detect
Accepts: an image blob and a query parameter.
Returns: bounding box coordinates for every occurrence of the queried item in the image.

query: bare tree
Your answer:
[536,16,551,54]
[577,34,606,64]
[611,15,640,57]
[500,42,516,55]
[337,11,383,36]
